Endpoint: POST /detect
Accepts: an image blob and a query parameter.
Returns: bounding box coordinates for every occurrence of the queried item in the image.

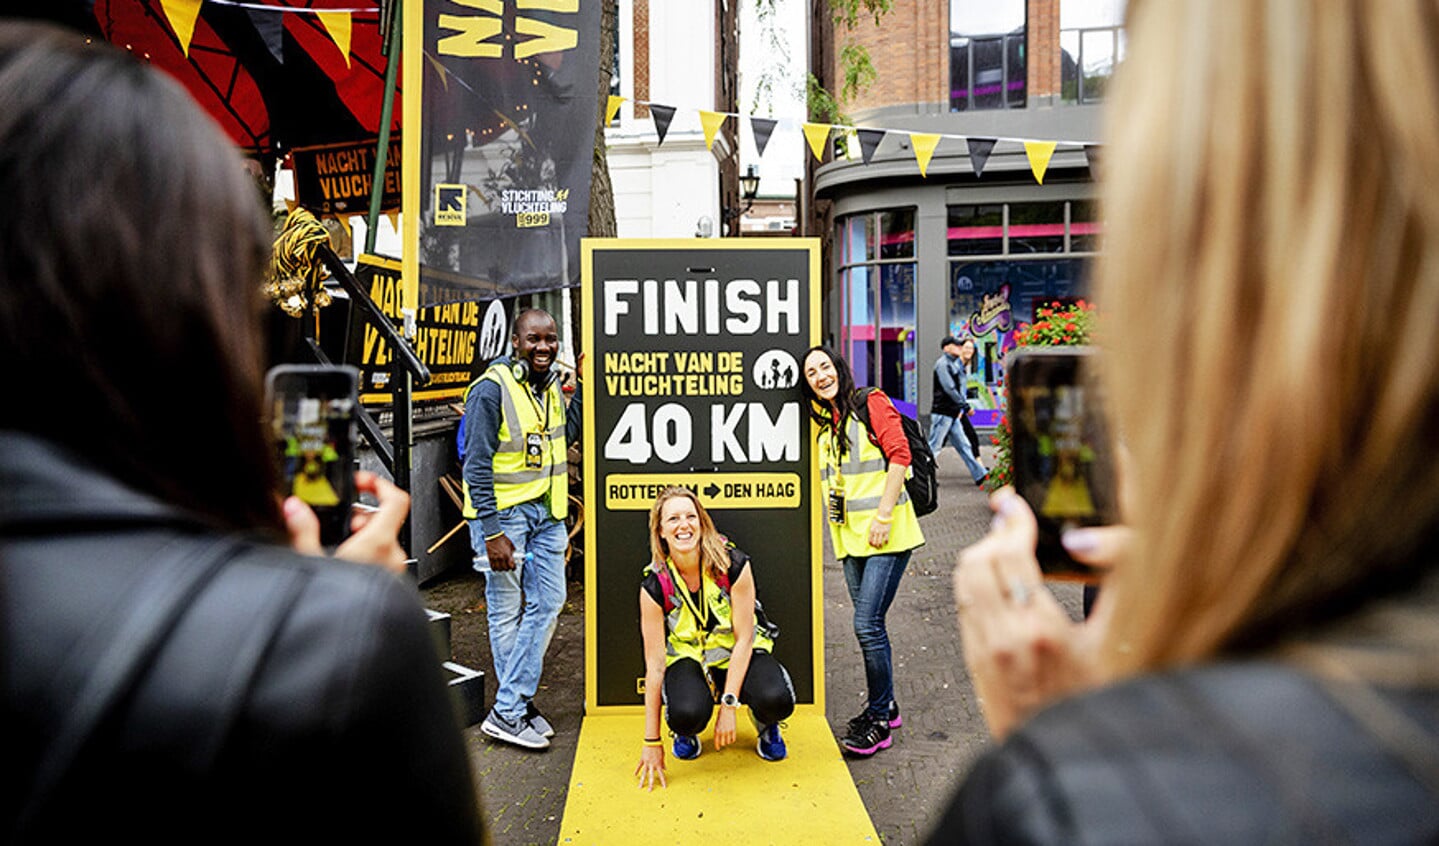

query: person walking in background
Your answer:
[800,346,924,758]
[929,336,987,487]
[0,23,481,841]
[635,487,794,790]
[954,337,984,459]
[462,307,582,750]
[929,0,1439,841]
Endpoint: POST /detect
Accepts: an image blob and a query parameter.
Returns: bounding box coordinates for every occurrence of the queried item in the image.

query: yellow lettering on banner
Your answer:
[514,17,576,58]
[605,473,801,510]
[437,13,502,57]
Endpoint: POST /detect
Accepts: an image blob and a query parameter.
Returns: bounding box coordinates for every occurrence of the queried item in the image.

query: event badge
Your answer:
[525,431,544,469]
[827,487,847,524]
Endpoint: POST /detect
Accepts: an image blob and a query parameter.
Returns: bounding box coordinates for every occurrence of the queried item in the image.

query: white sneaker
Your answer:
[482,709,550,749]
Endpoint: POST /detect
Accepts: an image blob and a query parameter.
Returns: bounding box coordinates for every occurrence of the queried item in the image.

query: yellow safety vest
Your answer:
[651,557,774,669]
[461,364,568,522]
[818,413,925,559]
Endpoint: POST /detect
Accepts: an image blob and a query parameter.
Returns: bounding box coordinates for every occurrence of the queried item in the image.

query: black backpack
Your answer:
[850,388,939,517]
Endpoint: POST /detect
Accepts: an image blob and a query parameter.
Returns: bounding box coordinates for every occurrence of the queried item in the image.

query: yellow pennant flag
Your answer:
[318,11,353,69]
[386,211,400,234]
[802,123,832,162]
[332,214,353,241]
[699,111,727,151]
[1025,140,1057,184]
[910,133,941,177]
[605,95,625,125]
[426,54,451,91]
[159,0,203,57]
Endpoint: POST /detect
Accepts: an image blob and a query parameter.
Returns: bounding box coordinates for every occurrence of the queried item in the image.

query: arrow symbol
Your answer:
[704,483,721,499]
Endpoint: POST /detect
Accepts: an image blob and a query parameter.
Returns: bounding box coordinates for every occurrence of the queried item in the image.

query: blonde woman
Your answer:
[635,487,794,790]
[930,0,1439,840]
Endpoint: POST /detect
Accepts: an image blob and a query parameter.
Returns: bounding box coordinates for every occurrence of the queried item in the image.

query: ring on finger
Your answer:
[1008,576,1037,607]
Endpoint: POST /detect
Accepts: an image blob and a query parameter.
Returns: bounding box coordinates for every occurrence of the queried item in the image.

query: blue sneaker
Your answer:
[672,733,701,760]
[756,723,787,761]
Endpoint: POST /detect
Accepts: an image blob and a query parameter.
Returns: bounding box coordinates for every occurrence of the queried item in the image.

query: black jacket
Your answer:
[927,642,1439,844]
[0,432,483,843]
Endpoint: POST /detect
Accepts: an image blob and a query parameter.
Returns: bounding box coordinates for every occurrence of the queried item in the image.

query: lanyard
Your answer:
[521,378,553,434]
[827,411,846,488]
[667,558,709,631]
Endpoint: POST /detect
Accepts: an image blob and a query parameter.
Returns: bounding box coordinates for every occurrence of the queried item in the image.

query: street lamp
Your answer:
[722,165,762,233]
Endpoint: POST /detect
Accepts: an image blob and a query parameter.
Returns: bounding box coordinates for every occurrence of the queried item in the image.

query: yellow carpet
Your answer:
[558,710,879,845]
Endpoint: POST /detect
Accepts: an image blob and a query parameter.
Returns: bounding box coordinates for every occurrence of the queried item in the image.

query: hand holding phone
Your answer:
[266,365,360,547]
[1004,347,1118,581]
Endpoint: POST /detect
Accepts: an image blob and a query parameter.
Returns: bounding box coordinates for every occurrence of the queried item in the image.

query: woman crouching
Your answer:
[635,486,795,790]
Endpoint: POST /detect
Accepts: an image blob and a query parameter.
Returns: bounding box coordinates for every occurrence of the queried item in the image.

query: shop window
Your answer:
[1070,200,1099,252]
[836,209,920,412]
[1009,202,1066,254]
[950,0,1026,111]
[948,204,1004,256]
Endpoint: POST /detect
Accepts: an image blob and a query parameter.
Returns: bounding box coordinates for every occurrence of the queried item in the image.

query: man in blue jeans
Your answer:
[462,308,582,750]
[929,336,988,486]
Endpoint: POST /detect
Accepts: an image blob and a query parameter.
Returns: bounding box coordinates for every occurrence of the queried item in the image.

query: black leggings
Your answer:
[662,653,795,735]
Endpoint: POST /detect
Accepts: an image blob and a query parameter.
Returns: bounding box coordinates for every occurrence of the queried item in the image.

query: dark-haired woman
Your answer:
[799,346,924,758]
[0,23,480,842]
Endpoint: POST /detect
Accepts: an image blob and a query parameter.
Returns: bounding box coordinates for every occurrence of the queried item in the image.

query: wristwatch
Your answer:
[719,692,740,708]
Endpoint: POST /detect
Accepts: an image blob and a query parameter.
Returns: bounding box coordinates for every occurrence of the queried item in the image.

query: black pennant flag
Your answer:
[248,8,285,64]
[966,137,996,178]
[856,129,885,164]
[750,117,777,158]
[650,104,676,146]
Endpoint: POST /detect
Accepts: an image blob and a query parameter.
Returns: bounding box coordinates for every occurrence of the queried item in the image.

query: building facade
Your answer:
[812,0,1123,424]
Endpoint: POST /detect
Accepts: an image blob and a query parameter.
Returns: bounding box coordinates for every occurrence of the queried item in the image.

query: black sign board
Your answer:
[581,239,822,710]
[292,137,401,216]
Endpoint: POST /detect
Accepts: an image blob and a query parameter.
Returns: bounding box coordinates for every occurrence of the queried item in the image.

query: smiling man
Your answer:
[462,308,583,749]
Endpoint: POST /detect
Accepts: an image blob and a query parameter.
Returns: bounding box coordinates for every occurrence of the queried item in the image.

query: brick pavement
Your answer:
[421,443,1082,846]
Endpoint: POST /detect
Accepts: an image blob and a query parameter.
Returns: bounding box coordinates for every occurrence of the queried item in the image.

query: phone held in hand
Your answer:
[1005,346,1117,582]
[265,364,360,547]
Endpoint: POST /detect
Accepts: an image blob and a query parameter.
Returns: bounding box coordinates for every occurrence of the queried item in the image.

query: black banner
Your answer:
[582,240,822,710]
[416,0,601,301]
[345,254,516,406]
[292,137,402,215]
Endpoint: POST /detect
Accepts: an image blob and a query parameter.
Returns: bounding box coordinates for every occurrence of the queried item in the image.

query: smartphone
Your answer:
[1005,347,1117,581]
[265,364,360,547]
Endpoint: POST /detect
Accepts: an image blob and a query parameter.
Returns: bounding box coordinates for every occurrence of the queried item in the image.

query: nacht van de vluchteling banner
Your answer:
[402,0,601,309]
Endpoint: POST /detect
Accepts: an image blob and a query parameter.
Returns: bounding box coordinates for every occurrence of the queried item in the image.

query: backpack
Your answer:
[850,388,939,518]
[648,545,780,639]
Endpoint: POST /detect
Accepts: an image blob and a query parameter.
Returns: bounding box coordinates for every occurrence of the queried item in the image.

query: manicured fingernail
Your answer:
[1062,528,1098,554]
[282,497,304,518]
[997,491,1024,516]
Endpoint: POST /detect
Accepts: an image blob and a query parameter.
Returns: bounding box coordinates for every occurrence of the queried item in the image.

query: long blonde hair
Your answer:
[1096,0,1439,674]
[648,486,730,584]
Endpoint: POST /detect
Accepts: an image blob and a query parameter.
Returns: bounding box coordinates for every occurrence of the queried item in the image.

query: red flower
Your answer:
[1065,322,1076,331]
[990,435,1000,445]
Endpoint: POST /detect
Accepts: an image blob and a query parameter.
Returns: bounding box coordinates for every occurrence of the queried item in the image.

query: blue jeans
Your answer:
[468,499,569,724]
[928,413,987,483]
[842,550,911,719]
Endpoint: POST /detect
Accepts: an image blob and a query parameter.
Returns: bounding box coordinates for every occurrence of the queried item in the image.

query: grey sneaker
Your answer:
[481,709,550,749]
[525,701,555,738]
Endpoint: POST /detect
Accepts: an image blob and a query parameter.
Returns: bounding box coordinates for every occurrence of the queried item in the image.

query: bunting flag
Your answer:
[386,210,400,234]
[605,95,625,125]
[317,11,352,68]
[966,137,996,178]
[333,213,353,240]
[802,123,832,162]
[856,128,885,164]
[1025,141,1057,185]
[158,0,203,57]
[425,53,450,91]
[911,133,941,177]
[699,110,727,151]
[606,97,1097,184]
[750,117,777,158]
[247,7,285,63]
[650,104,676,145]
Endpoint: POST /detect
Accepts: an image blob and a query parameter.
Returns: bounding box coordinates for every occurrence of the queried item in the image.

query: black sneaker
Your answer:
[847,701,901,734]
[840,713,892,757]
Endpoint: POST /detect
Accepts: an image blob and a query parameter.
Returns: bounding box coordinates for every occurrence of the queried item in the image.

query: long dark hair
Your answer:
[798,345,862,456]
[0,23,282,533]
